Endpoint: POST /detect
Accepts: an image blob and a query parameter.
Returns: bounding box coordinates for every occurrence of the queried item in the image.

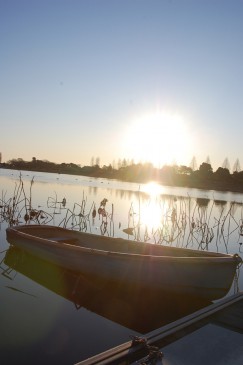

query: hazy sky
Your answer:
[1,0,243,171]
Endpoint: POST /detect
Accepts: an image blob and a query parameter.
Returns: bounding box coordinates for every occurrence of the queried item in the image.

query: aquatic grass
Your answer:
[1,175,243,253]
[0,175,53,226]
[127,194,242,253]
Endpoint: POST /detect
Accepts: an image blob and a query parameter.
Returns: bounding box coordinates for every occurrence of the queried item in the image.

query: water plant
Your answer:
[1,175,243,253]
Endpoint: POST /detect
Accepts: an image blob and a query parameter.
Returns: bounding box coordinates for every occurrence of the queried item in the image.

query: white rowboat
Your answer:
[6,224,242,300]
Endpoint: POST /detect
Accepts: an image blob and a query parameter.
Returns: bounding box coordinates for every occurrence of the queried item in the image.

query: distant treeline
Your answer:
[1,157,243,193]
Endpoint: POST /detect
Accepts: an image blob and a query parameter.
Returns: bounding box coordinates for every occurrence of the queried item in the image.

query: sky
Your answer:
[1,0,243,171]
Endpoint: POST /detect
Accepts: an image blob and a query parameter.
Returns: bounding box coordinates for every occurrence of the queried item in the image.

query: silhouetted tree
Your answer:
[190,156,197,171]
[112,160,116,169]
[178,165,193,175]
[122,158,127,167]
[95,157,100,167]
[222,158,230,171]
[233,158,241,173]
[214,167,230,179]
[160,165,177,182]
[117,159,122,169]
[233,170,243,183]
[198,162,213,179]
[205,156,211,164]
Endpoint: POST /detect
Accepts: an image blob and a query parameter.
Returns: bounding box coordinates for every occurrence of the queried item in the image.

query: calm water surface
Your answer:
[0,169,242,365]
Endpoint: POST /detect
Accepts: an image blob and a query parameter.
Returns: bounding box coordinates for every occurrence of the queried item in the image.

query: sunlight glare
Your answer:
[139,182,166,231]
[141,182,164,197]
[123,111,191,167]
[140,199,162,231]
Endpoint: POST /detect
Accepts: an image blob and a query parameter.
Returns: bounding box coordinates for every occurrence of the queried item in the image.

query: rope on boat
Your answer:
[130,335,147,346]
[234,254,242,294]
[233,253,242,263]
[130,335,163,364]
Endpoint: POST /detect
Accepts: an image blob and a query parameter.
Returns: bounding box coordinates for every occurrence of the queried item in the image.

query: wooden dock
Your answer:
[76,292,243,365]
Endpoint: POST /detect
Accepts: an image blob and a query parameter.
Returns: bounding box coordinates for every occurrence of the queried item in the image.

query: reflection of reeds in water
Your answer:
[1,175,243,252]
[0,175,53,226]
[0,175,114,236]
[126,194,243,253]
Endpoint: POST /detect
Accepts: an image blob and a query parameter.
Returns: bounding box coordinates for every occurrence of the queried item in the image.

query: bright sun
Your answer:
[122,111,191,167]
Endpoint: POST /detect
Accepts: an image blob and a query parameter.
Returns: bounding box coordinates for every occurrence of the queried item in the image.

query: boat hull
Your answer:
[6,225,242,300]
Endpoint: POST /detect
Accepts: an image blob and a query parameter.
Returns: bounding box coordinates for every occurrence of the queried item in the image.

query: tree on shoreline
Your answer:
[1,157,243,192]
[233,158,241,173]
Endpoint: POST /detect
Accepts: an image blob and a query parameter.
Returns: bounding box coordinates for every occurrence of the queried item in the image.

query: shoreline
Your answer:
[1,165,243,195]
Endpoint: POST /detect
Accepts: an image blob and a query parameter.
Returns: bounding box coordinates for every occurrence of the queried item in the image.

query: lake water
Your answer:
[0,169,242,365]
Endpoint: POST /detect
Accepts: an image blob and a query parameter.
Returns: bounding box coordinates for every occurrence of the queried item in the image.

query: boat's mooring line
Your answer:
[130,335,163,364]
[234,255,242,293]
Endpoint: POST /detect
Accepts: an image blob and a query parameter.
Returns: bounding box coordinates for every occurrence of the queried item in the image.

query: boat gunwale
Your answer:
[6,225,241,264]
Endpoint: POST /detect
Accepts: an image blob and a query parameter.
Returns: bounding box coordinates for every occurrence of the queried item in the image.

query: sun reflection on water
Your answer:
[139,182,167,231]
[140,199,163,231]
[141,182,164,197]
